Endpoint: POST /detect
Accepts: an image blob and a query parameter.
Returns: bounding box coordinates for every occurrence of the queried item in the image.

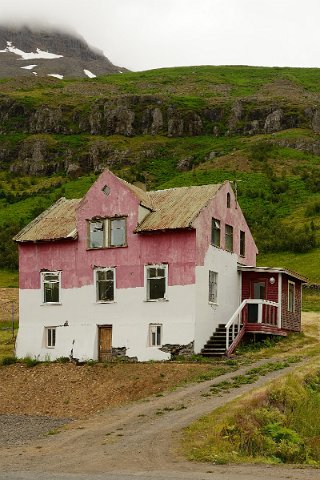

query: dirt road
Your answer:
[1,356,320,480]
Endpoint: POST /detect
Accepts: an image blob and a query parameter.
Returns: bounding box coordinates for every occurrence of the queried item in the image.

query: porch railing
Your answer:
[225,299,279,355]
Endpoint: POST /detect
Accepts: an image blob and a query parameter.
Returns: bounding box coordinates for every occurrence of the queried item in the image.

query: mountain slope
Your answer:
[0,24,126,79]
[0,65,319,282]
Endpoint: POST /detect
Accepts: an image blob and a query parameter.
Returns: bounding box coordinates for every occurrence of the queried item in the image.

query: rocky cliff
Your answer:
[0,24,126,79]
[1,65,320,176]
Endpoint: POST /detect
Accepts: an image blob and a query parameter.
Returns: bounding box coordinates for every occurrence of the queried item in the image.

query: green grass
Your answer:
[0,270,18,288]
[182,360,320,465]
[258,248,320,284]
[0,320,17,361]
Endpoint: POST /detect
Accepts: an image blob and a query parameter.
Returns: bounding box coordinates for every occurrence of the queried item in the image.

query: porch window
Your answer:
[46,327,56,348]
[240,230,246,257]
[288,281,295,312]
[208,271,218,304]
[211,218,221,247]
[88,217,127,248]
[225,224,233,252]
[146,265,168,301]
[149,324,162,346]
[96,268,115,302]
[42,272,61,304]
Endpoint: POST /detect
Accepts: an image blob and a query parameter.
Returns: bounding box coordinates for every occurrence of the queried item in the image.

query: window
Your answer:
[209,271,218,303]
[88,217,126,248]
[225,224,233,252]
[146,265,167,301]
[46,327,56,348]
[227,192,231,208]
[149,324,162,346]
[42,272,60,304]
[240,230,246,256]
[96,268,115,302]
[211,218,221,247]
[288,281,295,312]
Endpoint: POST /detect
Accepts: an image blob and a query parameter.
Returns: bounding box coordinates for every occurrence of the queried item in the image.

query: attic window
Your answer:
[88,217,127,248]
[227,192,231,208]
[102,185,110,196]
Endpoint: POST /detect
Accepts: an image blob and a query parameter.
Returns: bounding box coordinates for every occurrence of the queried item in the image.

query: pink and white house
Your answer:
[14,169,306,361]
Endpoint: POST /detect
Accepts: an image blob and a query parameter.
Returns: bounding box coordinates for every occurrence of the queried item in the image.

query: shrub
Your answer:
[0,356,17,366]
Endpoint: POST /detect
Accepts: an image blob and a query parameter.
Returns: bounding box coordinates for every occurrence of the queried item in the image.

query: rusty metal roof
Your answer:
[117,177,153,211]
[14,179,224,243]
[14,198,82,243]
[135,183,222,232]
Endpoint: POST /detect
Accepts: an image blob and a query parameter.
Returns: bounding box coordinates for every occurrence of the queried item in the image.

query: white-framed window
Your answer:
[95,268,116,302]
[288,281,295,312]
[41,271,61,304]
[145,264,168,301]
[225,224,233,252]
[88,217,127,249]
[149,324,162,347]
[209,271,218,304]
[211,218,221,247]
[46,327,56,348]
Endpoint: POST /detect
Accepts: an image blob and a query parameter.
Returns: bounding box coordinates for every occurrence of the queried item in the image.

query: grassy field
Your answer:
[0,320,17,359]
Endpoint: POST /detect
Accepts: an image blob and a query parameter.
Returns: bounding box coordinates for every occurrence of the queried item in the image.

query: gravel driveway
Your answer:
[0,415,71,447]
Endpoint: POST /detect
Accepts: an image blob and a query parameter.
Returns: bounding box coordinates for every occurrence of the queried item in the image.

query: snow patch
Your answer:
[32,72,37,76]
[0,41,63,60]
[47,74,64,80]
[21,65,37,70]
[84,69,96,78]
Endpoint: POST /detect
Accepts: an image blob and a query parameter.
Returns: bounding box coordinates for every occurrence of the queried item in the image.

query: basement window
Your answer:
[95,268,115,302]
[149,324,162,347]
[42,272,61,304]
[46,327,56,348]
[88,217,127,248]
[146,265,168,301]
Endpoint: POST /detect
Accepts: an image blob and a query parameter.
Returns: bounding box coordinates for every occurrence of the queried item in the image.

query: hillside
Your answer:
[0,66,319,282]
[0,24,126,79]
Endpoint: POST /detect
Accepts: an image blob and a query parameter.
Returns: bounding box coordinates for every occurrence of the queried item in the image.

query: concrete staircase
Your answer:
[201,323,242,357]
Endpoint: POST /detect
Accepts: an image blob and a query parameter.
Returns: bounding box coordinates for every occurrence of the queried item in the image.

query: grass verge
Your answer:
[182,358,320,465]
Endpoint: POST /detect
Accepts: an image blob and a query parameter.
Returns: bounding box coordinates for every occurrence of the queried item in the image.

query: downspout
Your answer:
[277,272,282,329]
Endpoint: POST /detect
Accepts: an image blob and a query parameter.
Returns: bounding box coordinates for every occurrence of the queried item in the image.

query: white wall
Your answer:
[16,282,196,362]
[194,246,241,352]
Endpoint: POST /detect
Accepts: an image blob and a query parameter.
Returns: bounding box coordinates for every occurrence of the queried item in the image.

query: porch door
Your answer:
[248,282,266,323]
[98,326,112,362]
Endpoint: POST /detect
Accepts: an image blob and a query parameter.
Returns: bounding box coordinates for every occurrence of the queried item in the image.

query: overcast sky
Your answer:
[1,0,319,71]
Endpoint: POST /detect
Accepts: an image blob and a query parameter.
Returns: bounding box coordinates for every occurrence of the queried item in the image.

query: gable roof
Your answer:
[135,183,222,232]
[14,175,224,242]
[14,198,82,243]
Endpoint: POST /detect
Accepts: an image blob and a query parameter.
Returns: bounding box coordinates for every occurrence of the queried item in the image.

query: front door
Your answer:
[98,326,112,362]
[248,281,266,323]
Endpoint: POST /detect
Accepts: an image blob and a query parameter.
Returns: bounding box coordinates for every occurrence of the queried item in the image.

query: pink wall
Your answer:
[19,170,197,289]
[193,182,257,266]
[19,172,257,290]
